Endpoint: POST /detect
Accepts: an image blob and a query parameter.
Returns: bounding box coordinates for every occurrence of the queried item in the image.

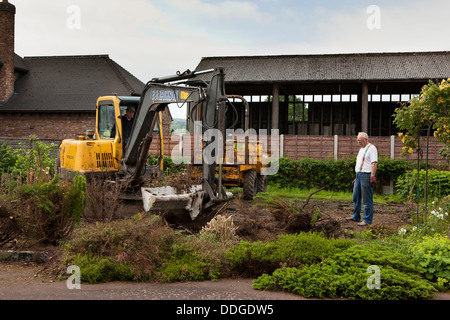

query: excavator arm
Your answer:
[122,68,232,219]
[120,83,200,186]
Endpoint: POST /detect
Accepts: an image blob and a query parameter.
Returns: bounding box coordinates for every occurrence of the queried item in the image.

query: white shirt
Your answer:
[355,144,378,173]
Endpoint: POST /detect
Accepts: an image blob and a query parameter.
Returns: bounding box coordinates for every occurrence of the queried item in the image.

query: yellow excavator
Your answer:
[57,68,239,221]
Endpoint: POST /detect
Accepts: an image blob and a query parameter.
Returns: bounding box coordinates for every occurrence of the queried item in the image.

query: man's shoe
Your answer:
[357,221,369,226]
[345,217,359,222]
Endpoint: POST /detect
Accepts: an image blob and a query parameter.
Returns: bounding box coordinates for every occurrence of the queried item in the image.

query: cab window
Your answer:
[98,103,116,139]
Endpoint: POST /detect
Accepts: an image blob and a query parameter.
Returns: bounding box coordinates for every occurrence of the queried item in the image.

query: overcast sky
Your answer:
[12,0,450,118]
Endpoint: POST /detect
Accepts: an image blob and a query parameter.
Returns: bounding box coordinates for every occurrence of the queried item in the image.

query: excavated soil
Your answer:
[218,196,411,242]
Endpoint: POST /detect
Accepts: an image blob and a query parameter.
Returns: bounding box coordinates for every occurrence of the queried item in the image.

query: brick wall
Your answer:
[0,1,15,102]
[0,110,173,141]
[0,112,96,140]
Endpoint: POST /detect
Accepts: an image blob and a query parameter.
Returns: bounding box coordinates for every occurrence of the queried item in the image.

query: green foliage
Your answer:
[226,232,354,276]
[0,136,57,176]
[376,157,412,185]
[393,78,450,164]
[147,155,186,175]
[63,174,87,222]
[64,213,227,283]
[0,143,17,171]
[268,157,355,191]
[160,242,223,282]
[395,169,450,201]
[268,157,412,193]
[253,244,436,300]
[69,253,134,283]
[170,118,187,134]
[13,175,86,244]
[410,234,450,288]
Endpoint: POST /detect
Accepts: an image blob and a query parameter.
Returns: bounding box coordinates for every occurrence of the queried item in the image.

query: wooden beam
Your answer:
[361,82,369,133]
[272,84,280,130]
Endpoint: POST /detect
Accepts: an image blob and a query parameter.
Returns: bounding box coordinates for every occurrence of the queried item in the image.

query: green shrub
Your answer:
[0,136,57,176]
[0,143,17,171]
[396,169,450,201]
[69,253,135,283]
[376,157,411,186]
[410,234,450,288]
[12,174,86,245]
[147,155,186,175]
[64,213,227,283]
[160,242,222,282]
[65,213,178,281]
[253,244,436,300]
[226,232,354,276]
[268,157,412,193]
[268,157,355,191]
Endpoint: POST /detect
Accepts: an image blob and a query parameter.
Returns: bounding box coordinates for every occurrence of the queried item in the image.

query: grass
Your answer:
[257,186,404,205]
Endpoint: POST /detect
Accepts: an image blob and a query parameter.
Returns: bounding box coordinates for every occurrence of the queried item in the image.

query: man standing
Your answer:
[348,132,378,226]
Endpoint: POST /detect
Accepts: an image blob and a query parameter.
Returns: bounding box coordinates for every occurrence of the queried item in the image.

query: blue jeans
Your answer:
[352,172,374,224]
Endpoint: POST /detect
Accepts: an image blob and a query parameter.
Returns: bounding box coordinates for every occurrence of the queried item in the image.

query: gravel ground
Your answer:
[0,261,448,301]
[0,261,305,300]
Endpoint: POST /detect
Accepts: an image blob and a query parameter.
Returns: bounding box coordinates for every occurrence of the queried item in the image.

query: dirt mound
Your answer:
[220,196,410,242]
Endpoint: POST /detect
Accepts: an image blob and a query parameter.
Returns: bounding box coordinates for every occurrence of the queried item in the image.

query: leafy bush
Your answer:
[376,157,411,186]
[69,253,135,283]
[0,136,57,176]
[396,169,450,201]
[160,241,223,282]
[64,213,227,283]
[226,232,354,276]
[393,78,450,164]
[253,244,436,300]
[268,157,354,191]
[268,157,412,193]
[2,174,86,246]
[147,155,186,175]
[0,143,17,171]
[410,234,450,289]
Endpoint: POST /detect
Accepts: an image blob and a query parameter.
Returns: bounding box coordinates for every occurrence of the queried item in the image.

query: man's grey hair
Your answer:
[358,132,369,140]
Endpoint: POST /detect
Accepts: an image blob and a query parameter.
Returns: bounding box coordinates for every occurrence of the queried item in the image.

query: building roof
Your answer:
[193,51,450,84]
[1,54,145,112]
[14,54,28,73]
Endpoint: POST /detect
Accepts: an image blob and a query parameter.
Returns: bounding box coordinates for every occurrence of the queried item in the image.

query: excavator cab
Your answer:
[57,96,158,180]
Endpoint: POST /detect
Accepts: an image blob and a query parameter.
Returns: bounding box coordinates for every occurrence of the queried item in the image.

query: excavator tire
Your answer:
[243,169,258,200]
[257,174,268,193]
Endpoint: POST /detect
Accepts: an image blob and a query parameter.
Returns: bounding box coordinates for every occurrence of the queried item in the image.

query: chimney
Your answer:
[0,0,16,103]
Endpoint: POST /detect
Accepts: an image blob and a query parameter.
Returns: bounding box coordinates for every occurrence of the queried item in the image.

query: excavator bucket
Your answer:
[141,185,233,221]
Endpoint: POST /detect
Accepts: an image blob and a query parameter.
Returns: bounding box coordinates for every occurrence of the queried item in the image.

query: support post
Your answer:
[334,135,338,161]
[272,84,279,131]
[361,83,369,133]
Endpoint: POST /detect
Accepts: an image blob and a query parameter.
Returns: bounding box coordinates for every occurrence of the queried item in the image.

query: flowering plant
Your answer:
[410,233,450,289]
[393,78,450,164]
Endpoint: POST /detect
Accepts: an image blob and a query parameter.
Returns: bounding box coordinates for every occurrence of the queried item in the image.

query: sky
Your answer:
[11,0,450,118]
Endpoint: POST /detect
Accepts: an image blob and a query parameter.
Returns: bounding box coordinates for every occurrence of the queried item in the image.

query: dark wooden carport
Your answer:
[190,51,450,137]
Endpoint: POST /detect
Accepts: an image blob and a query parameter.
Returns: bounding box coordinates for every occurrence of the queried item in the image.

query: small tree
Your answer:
[393,78,450,165]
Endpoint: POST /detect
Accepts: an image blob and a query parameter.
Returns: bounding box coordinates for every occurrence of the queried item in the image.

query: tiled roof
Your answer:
[1,55,144,112]
[193,51,450,83]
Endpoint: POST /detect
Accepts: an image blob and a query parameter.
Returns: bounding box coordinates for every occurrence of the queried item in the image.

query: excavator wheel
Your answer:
[243,169,258,200]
